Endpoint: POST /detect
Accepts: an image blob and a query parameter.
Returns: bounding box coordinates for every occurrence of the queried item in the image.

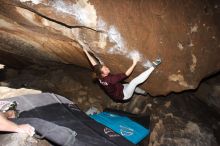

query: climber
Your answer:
[82,48,161,102]
[0,103,35,136]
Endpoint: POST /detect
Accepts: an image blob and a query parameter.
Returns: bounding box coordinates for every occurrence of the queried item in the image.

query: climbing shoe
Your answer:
[152,57,161,67]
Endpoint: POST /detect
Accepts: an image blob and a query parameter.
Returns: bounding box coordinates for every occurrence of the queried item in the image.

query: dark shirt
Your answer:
[99,73,128,101]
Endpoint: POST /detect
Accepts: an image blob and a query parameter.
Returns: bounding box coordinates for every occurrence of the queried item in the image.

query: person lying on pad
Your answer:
[0,101,35,136]
[82,48,161,102]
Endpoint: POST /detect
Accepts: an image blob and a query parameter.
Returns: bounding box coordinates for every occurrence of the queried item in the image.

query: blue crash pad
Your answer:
[90,112,150,144]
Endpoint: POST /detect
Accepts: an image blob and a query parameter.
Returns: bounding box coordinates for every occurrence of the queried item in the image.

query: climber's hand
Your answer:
[132,57,139,65]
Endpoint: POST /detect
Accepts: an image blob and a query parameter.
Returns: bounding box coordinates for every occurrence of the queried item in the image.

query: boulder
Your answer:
[0,0,220,95]
[0,133,50,146]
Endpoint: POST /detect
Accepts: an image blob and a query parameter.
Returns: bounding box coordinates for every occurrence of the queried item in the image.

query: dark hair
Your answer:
[93,64,104,78]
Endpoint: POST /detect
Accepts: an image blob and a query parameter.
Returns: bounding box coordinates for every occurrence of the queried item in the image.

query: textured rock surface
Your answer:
[0,64,109,111]
[0,133,50,146]
[147,94,220,146]
[0,0,220,95]
[194,73,220,114]
[0,87,41,99]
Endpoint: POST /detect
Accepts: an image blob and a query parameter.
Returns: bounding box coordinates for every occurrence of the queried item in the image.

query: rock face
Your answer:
[0,64,109,111]
[194,73,220,114]
[0,0,220,95]
[0,133,50,146]
[147,93,220,146]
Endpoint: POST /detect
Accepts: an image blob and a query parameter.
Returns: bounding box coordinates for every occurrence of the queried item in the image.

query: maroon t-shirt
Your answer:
[99,73,128,101]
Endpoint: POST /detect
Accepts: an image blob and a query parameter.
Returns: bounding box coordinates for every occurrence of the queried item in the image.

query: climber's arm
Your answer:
[0,112,35,136]
[0,113,19,132]
[125,58,138,76]
[83,48,97,66]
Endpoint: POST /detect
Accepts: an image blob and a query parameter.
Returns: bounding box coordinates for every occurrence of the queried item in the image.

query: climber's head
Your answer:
[94,64,110,78]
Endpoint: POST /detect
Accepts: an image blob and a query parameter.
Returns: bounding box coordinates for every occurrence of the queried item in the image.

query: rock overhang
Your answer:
[0,0,220,95]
